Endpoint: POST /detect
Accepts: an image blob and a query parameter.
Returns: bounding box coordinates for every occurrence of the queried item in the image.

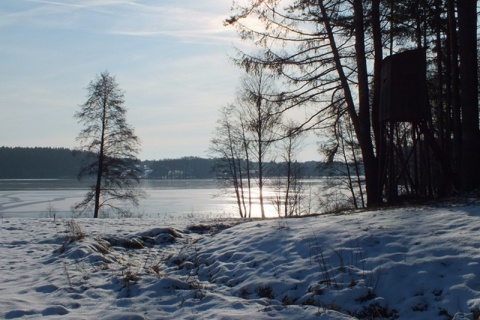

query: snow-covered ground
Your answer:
[1,204,480,319]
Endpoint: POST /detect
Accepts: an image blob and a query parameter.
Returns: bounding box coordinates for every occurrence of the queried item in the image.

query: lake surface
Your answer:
[0,179,325,219]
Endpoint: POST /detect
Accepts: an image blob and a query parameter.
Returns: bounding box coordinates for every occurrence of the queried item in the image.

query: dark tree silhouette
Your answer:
[74,71,144,218]
[226,0,479,205]
[457,0,479,191]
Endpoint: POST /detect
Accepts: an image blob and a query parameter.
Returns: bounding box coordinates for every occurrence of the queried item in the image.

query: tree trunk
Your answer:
[318,0,379,207]
[457,0,479,191]
[284,140,292,217]
[371,0,382,152]
[447,0,462,188]
[353,0,379,207]
[94,100,107,218]
[241,123,253,218]
[258,131,266,219]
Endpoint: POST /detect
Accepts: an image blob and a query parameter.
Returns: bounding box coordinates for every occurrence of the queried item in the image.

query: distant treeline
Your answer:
[0,147,345,179]
[142,158,329,179]
[0,147,87,179]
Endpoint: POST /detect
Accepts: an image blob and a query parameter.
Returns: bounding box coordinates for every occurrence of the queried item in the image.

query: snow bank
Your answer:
[1,204,480,319]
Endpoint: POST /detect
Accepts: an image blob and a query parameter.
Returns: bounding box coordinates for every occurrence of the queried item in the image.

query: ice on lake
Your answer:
[0,179,296,219]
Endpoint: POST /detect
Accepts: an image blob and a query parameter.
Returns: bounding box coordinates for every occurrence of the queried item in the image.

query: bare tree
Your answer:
[239,68,283,218]
[74,71,144,218]
[277,123,305,217]
[321,115,365,210]
[210,104,250,218]
[210,69,282,219]
[238,114,254,218]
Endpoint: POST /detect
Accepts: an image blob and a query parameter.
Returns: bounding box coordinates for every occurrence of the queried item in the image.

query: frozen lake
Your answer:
[0,179,318,219]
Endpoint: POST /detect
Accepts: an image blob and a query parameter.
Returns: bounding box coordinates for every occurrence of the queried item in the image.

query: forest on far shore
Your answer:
[0,147,339,180]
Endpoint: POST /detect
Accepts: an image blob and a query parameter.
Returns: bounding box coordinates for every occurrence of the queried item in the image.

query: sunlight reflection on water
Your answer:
[0,179,315,219]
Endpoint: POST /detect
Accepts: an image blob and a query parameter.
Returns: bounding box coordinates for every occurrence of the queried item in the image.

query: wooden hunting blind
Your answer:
[378,49,434,204]
[379,49,430,122]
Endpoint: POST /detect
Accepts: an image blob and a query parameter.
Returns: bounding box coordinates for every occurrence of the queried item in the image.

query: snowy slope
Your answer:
[1,204,479,319]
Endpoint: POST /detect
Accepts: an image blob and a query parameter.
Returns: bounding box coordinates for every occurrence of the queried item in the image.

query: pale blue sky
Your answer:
[0,0,243,160]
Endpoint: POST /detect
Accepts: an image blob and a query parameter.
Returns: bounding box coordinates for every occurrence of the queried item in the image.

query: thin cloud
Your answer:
[11,1,239,43]
[104,4,237,44]
[30,0,139,9]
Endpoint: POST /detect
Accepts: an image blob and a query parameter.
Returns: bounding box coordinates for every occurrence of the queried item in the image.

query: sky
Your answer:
[0,0,319,161]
